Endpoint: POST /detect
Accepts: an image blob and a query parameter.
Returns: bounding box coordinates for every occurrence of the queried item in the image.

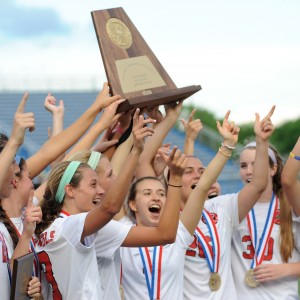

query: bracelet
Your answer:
[221,142,235,150]
[290,152,300,161]
[168,183,183,188]
[218,147,232,158]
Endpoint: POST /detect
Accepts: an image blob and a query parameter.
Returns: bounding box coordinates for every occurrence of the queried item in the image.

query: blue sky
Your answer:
[0,0,300,124]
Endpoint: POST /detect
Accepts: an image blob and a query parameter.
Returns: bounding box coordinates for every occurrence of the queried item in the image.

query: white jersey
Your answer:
[0,223,11,300]
[184,193,239,300]
[232,202,300,300]
[0,216,33,300]
[120,221,193,300]
[35,213,102,300]
[95,220,131,300]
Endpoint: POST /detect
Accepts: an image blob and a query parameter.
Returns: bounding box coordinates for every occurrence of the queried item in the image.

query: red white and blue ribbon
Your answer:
[247,192,278,268]
[59,210,70,218]
[194,208,220,273]
[139,246,163,300]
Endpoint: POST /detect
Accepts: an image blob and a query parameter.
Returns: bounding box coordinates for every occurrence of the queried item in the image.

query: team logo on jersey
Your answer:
[274,209,280,225]
[201,212,218,224]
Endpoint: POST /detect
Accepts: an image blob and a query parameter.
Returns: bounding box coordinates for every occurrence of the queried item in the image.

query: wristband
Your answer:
[221,142,235,150]
[218,147,232,158]
[168,183,182,188]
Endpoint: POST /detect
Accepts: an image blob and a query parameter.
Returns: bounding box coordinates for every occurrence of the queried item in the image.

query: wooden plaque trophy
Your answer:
[10,252,35,300]
[91,7,201,112]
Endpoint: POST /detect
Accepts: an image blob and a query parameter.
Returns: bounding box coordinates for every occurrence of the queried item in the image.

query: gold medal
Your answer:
[119,285,125,300]
[209,272,221,291]
[245,269,260,288]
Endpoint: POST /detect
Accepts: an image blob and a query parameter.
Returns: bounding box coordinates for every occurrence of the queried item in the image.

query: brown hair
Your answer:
[268,144,294,262]
[35,160,90,237]
[126,176,163,223]
[0,202,19,249]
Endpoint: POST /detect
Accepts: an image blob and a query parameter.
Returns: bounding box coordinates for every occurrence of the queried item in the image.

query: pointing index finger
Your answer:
[223,110,231,123]
[265,105,276,119]
[16,92,29,113]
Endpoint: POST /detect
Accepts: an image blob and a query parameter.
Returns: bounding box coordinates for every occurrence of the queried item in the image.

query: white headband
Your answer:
[244,141,277,165]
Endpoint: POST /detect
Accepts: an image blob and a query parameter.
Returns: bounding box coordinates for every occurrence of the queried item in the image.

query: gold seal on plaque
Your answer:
[106,18,132,49]
[245,269,260,288]
[209,272,221,291]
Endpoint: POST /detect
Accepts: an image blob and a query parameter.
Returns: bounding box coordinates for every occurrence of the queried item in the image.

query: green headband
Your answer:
[55,161,81,203]
[87,151,101,170]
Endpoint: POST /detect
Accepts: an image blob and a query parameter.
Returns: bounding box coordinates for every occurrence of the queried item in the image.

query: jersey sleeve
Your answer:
[176,220,194,249]
[60,212,96,251]
[94,220,132,259]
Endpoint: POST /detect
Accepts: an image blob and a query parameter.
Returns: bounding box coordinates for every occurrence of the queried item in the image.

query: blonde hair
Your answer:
[68,150,103,172]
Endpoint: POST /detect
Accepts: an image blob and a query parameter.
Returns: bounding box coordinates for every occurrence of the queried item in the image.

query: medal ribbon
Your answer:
[194,208,220,273]
[247,193,278,268]
[138,246,163,300]
[0,231,12,284]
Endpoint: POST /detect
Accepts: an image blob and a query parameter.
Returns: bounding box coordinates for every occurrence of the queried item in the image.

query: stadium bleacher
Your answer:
[0,92,243,193]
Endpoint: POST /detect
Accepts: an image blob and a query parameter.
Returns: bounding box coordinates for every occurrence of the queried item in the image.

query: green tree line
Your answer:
[180,104,299,156]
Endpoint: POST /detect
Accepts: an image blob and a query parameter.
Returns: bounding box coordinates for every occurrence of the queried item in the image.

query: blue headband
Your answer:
[244,142,277,165]
[87,151,101,170]
[55,161,81,203]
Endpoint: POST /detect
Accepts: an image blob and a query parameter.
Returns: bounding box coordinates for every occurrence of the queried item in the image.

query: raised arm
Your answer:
[0,93,34,189]
[44,93,65,138]
[44,93,65,166]
[180,109,203,155]
[237,106,275,222]
[82,109,155,238]
[26,83,121,178]
[135,102,183,179]
[65,98,125,158]
[122,147,187,246]
[281,137,300,215]
[10,193,41,268]
[181,111,240,235]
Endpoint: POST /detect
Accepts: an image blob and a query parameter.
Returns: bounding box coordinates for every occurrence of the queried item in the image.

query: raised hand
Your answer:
[95,82,122,110]
[10,92,35,146]
[92,126,119,153]
[165,100,183,121]
[180,109,203,141]
[159,146,187,178]
[153,144,171,177]
[254,105,276,142]
[44,93,65,115]
[132,108,156,153]
[98,98,125,129]
[216,110,240,147]
[23,191,42,239]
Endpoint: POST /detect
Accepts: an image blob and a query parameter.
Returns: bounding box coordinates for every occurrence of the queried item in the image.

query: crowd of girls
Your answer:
[1,84,300,300]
